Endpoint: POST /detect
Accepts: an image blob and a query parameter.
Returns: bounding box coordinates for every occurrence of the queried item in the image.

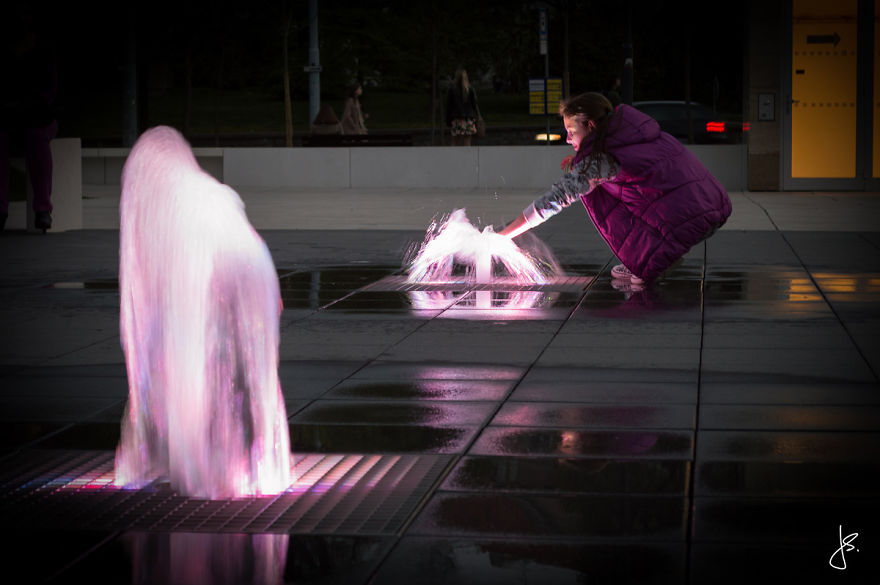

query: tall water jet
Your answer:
[115,126,291,499]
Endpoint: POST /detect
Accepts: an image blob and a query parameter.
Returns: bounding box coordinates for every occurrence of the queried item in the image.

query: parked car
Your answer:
[632,100,744,144]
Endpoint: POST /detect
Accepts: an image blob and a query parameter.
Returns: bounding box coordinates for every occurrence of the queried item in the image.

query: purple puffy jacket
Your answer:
[579,104,731,281]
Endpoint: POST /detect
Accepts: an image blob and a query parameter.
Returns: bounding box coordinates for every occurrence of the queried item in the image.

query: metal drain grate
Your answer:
[0,450,451,535]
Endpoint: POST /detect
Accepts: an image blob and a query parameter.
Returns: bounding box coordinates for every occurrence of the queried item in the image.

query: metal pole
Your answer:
[621,4,633,105]
[540,6,550,144]
[307,0,321,126]
[545,53,550,144]
[122,5,138,146]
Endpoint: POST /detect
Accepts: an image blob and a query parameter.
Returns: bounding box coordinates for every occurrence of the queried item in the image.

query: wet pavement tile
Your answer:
[380,331,555,365]
[278,266,400,310]
[442,456,689,495]
[692,497,880,544]
[322,290,438,312]
[31,422,121,450]
[280,318,424,360]
[374,537,686,585]
[702,299,837,322]
[291,400,496,426]
[291,423,479,454]
[509,380,697,404]
[0,395,122,422]
[698,404,880,431]
[536,345,701,372]
[696,431,880,462]
[555,321,702,348]
[278,361,368,400]
[696,460,880,497]
[525,365,698,384]
[407,492,687,539]
[0,364,128,397]
[350,363,525,381]
[0,421,72,449]
[699,382,880,405]
[322,379,514,401]
[469,427,693,459]
[702,321,855,349]
[690,541,878,584]
[491,403,695,429]
[4,530,118,584]
[701,346,876,382]
[46,531,396,585]
[701,347,876,384]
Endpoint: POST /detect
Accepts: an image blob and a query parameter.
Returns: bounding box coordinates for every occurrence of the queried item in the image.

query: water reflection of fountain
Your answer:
[408,288,557,312]
[405,209,562,313]
[125,532,288,585]
[115,126,291,499]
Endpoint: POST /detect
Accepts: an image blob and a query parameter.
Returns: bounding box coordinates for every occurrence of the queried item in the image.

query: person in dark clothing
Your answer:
[600,73,622,107]
[0,11,57,232]
[446,68,481,146]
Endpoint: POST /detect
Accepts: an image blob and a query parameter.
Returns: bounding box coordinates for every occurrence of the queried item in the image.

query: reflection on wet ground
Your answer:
[9,249,880,583]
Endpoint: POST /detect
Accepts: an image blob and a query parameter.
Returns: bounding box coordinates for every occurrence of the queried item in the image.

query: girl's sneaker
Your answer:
[611,264,644,284]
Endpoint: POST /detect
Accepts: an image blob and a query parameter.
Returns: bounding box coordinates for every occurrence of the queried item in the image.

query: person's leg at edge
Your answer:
[0,131,9,230]
[24,120,57,230]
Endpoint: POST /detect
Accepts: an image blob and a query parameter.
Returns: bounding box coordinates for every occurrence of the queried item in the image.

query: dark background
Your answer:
[8,0,747,145]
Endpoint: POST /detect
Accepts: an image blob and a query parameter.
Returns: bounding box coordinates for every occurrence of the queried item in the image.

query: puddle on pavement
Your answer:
[291,423,477,454]
[50,279,119,290]
[279,266,400,309]
[49,267,879,315]
[442,455,689,493]
[470,427,693,459]
[292,401,495,426]
[325,379,514,401]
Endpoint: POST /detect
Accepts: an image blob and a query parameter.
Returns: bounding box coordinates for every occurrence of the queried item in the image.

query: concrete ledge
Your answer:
[477,146,571,189]
[83,143,747,192]
[82,147,223,185]
[224,147,350,189]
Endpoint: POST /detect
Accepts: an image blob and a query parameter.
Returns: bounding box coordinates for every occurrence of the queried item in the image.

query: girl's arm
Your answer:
[500,154,619,238]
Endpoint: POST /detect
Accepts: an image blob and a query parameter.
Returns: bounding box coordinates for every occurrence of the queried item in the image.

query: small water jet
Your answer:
[115,126,291,499]
[406,209,560,286]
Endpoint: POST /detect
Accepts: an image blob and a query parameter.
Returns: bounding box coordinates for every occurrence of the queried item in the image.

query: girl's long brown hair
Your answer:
[560,92,618,168]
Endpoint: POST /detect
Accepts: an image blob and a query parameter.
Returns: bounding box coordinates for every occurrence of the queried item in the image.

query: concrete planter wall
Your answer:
[83,144,747,192]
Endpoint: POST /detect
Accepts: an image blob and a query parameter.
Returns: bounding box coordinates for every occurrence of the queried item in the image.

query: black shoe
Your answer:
[35,211,52,233]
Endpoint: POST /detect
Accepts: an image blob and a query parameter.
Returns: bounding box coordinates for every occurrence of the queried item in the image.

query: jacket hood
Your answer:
[575,104,660,163]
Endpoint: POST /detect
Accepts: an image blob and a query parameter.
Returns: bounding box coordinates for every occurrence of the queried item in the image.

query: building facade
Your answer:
[747,0,879,191]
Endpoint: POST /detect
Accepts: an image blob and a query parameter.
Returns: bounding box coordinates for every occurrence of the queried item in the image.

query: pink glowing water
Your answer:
[115,126,291,499]
[406,209,560,285]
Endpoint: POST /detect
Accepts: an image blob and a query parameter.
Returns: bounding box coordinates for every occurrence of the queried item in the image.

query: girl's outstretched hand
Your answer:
[498,214,530,238]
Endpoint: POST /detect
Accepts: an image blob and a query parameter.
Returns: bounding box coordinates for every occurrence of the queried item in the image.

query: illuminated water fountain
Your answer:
[407,209,560,285]
[115,126,291,499]
[406,209,561,310]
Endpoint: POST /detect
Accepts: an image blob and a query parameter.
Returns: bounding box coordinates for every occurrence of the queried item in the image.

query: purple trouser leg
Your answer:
[0,120,58,216]
[0,131,9,216]
[25,120,58,214]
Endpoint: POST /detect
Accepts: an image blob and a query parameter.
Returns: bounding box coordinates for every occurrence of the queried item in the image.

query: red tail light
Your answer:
[742,122,751,132]
[706,121,726,133]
